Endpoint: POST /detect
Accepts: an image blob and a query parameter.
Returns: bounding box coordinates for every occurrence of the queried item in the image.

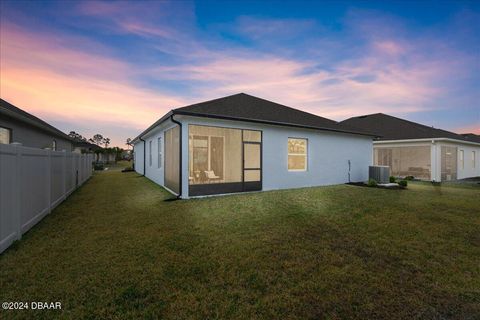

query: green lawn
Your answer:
[1,166,479,319]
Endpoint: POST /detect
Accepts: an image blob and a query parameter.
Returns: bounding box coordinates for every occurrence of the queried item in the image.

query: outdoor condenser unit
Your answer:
[369,166,390,183]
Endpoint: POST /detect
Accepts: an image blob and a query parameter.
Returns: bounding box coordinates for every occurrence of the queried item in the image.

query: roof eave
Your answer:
[374,137,480,146]
[0,108,73,142]
[132,110,173,143]
[173,110,378,137]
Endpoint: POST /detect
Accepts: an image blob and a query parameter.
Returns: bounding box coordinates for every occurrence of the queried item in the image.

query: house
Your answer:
[0,99,73,151]
[73,140,103,154]
[461,133,480,144]
[341,113,480,181]
[132,93,375,198]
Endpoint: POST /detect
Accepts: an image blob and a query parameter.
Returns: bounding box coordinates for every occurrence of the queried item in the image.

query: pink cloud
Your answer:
[453,125,480,135]
[0,23,186,147]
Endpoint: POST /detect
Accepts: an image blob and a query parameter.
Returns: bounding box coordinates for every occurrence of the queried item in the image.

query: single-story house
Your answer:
[461,133,480,144]
[341,113,480,181]
[133,93,375,198]
[73,140,103,154]
[0,99,73,151]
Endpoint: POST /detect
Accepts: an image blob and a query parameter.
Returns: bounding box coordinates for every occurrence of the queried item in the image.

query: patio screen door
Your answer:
[243,141,261,191]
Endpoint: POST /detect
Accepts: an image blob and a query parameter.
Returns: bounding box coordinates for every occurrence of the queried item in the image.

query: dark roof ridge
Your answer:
[175,92,339,125]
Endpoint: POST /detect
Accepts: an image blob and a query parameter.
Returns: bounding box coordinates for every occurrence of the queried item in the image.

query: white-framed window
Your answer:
[149,140,152,166]
[288,138,307,171]
[473,151,476,168]
[52,139,57,151]
[0,127,11,144]
[158,137,162,168]
[460,150,464,169]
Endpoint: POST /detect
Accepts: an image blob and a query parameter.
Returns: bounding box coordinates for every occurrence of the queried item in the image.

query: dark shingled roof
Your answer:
[1,98,73,141]
[172,93,375,136]
[461,133,480,143]
[340,113,478,144]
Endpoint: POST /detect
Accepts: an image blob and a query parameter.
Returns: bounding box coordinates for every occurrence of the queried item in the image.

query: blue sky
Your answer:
[1,0,479,146]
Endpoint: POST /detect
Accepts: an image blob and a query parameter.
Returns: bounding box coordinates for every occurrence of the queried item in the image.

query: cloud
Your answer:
[1,2,478,146]
[0,23,186,147]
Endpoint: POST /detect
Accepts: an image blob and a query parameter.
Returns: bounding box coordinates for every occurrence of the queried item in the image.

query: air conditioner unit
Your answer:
[369,166,390,183]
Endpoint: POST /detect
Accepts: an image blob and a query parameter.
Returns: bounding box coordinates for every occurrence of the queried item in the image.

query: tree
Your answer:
[103,138,111,148]
[89,134,103,146]
[126,138,133,150]
[68,131,86,142]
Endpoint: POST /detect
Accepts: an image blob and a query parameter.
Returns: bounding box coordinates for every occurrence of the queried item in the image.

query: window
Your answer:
[0,127,11,144]
[52,139,57,151]
[473,151,476,168]
[288,138,307,171]
[189,126,239,184]
[157,137,162,168]
[149,140,152,166]
[441,146,457,181]
[188,125,262,195]
[373,146,431,180]
[460,150,464,169]
[165,126,180,194]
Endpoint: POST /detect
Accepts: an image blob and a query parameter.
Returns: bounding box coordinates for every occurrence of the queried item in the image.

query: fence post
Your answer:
[47,149,52,214]
[62,150,67,199]
[13,143,22,240]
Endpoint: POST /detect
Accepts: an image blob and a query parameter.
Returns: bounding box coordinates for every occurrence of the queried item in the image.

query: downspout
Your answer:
[139,137,146,176]
[170,114,182,199]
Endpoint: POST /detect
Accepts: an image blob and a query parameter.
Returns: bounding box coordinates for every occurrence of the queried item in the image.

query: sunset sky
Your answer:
[1,1,479,147]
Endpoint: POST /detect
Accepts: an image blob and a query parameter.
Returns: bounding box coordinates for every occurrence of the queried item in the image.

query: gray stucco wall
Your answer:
[0,115,73,151]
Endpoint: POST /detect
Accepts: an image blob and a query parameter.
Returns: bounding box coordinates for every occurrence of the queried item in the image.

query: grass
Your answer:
[0,165,479,319]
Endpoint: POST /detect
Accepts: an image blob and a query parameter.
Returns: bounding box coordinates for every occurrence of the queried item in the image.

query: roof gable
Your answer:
[173,93,374,136]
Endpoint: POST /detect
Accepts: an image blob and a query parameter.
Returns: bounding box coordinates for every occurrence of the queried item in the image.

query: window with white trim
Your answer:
[149,140,152,166]
[0,127,11,144]
[158,137,162,168]
[460,150,464,169]
[288,138,307,171]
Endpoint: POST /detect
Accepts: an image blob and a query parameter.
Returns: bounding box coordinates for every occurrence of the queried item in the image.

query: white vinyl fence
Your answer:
[0,144,93,254]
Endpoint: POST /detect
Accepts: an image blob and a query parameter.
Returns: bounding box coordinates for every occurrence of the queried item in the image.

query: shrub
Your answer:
[399,180,408,187]
[405,176,415,181]
[389,176,396,183]
[94,163,104,171]
[367,178,378,187]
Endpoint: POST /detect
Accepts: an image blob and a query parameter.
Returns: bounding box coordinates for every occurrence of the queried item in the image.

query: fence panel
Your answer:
[0,144,93,254]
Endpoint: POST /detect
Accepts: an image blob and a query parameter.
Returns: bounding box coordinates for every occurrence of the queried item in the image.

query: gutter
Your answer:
[374,138,480,147]
[139,137,146,176]
[169,114,182,199]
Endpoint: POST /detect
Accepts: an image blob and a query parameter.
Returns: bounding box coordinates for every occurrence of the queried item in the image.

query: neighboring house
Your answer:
[341,113,480,181]
[0,99,73,151]
[73,141,116,163]
[461,133,480,144]
[73,140,103,154]
[133,93,375,198]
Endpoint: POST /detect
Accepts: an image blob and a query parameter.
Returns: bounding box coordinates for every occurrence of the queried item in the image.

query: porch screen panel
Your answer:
[189,125,242,185]
[441,146,457,181]
[165,126,180,194]
[374,146,431,179]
